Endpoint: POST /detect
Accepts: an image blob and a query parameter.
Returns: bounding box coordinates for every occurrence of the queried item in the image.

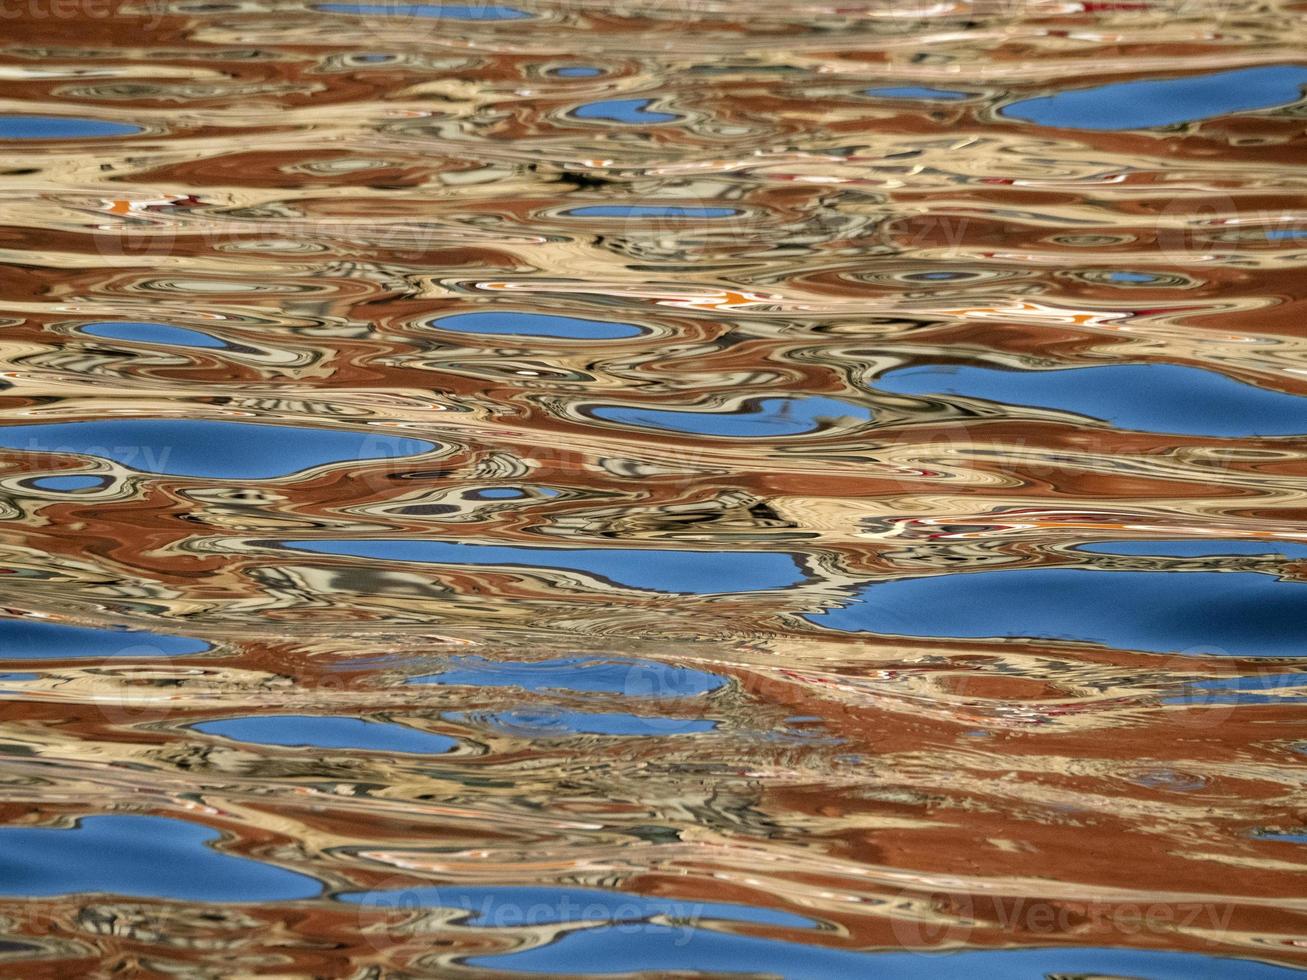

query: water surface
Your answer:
[0,816,320,901]
[873,362,1307,436]
[592,395,874,437]
[82,321,227,349]
[0,420,436,479]
[0,618,208,660]
[412,654,726,696]
[807,568,1307,657]
[0,0,1304,975]
[430,311,643,339]
[278,538,807,593]
[572,99,680,124]
[193,715,458,754]
[0,116,140,139]
[1003,64,1307,129]
[315,3,531,19]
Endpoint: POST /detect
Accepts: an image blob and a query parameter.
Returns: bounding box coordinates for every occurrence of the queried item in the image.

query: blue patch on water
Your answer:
[804,568,1307,657]
[315,2,530,19]
[465,926,1307,976]
[0,116,141,139]
[0,814,321,901]
[431,311,643,340]
[1163,673,1307,706]
[82,321,227,349]
[865,86,971,100]
[1077,539,1307,558]
[592,395,874,438]
[872,362,1307,437]
[449,709,716,737]
[1131,769,1202,795]
[472,487,527,499]
[1266,228,1307,240]
[1106,271,1159,283]
[561,205,739,219]
[411,655,725,697]
[26,475,106,492]
[0,618,207,660]
[339,883,813,928]
[277,539,806,594]
[552,66,602,78]
[0,673,36,682]
[0,419,436,479]
[1253,829,1307,843]
[1002,64,1307,130]
[193,715,457,754]
[572,98,678,124]
[466,486,559,500]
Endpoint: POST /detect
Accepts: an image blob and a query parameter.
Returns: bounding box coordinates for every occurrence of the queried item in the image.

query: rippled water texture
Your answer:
[0,0,1306,975]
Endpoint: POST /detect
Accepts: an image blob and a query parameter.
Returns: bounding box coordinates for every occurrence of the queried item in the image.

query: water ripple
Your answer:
[0,0,1304,974]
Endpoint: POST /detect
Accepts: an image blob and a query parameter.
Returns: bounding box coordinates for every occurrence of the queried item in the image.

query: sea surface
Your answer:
[0,0,1305,975]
